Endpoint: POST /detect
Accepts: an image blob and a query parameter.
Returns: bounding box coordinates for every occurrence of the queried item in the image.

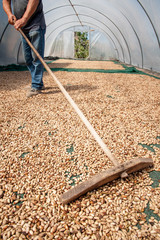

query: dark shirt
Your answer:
[12,0,46,33]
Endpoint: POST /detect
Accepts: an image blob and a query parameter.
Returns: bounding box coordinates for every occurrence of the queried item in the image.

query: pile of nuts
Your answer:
[0,60,159,239]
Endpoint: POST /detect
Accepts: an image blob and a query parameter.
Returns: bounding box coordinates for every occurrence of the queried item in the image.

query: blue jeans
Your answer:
[22,28,46,90]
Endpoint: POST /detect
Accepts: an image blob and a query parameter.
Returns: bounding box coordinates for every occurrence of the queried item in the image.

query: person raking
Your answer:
[3,0,46,97]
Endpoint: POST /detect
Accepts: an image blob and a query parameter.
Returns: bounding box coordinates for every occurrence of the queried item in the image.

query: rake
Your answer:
[19,28,153,205]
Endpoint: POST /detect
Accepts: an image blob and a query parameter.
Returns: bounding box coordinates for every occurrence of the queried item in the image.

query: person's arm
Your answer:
[14,0,40,30]
[2,0,16,25]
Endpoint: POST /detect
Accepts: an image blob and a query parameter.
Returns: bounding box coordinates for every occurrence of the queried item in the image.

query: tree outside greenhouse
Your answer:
[74,32,89,59]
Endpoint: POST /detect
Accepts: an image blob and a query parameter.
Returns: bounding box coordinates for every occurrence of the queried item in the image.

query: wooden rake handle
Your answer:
[19,28,120,168]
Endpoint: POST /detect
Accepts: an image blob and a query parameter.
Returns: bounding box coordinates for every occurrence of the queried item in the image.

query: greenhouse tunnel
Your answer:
[0,0,160,72]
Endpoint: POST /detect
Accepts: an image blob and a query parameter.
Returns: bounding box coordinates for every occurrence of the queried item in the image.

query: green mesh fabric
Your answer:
[0,64,28,71]
[0,62,159,80]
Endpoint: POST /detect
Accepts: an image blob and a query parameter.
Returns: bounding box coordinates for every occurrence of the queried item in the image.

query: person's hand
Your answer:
[8,14,16,25]
[14,18,27,30]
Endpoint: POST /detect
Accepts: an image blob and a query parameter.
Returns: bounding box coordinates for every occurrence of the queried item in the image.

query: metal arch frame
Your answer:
[45,20,120,60]
[17,40,22,64]
[44,4,131,63]
[47,14,75,28]
[45,5,71,15]
[0,22,22,64]
[0,22,9,43]
[74,13,126,62]
[1,1,159,65]
[46,14,124,61]
[0,11,121,63]
[137,0,160,48]
[74,4,131,63]
[67,0,83,26]
[0,5,71,44]
[120,11,144,68]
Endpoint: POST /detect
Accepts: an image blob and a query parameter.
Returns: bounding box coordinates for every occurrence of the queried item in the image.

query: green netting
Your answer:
[149,171,160,188]
[19,152,30,158]
[106,95,114,99]
[18,124,26,130]
[136,200,160,229]
[138,143,160,154]
[136,170,160,229]
[0,64,28,71]
[144,201,160,224]
[66,144,74,154]
[0,63,160,79]
[64,171,82,186]
[49,66,142,74]
[11,192,24,207]
[69,174,82,186]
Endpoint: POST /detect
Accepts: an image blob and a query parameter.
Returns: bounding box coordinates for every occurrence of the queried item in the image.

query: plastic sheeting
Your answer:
[48,26,116,61]
[0,0,160,72]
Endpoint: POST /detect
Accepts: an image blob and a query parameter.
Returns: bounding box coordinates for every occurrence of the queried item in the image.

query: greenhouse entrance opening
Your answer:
[74,32,89,59]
